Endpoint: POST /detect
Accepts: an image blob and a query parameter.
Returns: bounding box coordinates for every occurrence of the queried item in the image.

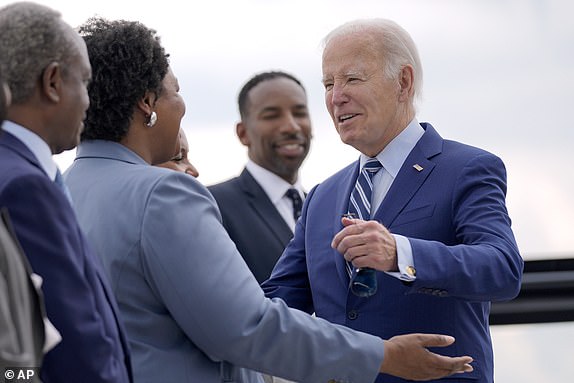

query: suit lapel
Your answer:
[238,169,293,246]
[332,161,361,286]
[0,132,46,175]
[373,123,443,226]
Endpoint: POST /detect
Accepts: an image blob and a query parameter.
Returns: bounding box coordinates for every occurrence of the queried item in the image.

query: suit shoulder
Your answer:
[150,167,214,197]
[313,161,356,191]
[441,139,502,162]
[207,177,241,199]
[0,160,53,194]
[442,139,493,155]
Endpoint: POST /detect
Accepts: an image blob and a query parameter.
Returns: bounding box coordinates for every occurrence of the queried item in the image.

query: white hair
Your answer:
[323,18,423,104]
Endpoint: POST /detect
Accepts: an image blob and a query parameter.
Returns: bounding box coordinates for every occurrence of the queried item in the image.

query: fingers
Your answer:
[331,217,363,249]
[331,218,381,250]
[332,220,398,271]
[431,352,474,374]
[341,216,358,227]
[380,333,474,381]
[416,334,455,348]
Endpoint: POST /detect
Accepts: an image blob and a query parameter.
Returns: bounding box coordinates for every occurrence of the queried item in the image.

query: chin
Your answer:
[339,135,354,147]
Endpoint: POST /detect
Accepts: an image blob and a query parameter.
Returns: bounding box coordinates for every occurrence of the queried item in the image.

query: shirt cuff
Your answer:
[385,234,416,282]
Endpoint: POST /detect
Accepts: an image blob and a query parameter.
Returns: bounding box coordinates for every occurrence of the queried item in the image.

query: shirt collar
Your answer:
[245,160,304,204]
[2,120,58,180]
[359,118,425,178]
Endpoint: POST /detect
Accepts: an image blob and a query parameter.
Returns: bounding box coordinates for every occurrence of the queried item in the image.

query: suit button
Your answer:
[347,310,358,320]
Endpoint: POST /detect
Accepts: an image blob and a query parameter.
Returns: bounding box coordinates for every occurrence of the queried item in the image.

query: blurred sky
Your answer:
[9,0,572,258]
[3,0,573,381]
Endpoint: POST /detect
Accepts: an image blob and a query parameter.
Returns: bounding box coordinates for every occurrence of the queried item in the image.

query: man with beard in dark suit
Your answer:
[209,71,311,283]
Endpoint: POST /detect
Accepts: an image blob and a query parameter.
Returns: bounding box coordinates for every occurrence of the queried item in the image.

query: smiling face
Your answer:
[237,77,312,183]
[322,31,413,157]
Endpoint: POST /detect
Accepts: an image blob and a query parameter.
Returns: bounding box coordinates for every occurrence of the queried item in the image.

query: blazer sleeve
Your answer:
[139,174,384,383]
[2,174,130,383]
[406,152,523,302]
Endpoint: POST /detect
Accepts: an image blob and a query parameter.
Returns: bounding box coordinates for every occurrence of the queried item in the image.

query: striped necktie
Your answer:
[346,158,382,297]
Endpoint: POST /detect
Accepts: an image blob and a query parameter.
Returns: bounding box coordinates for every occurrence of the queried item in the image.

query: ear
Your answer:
[398,65,415,102]
[136,90,157,117]
[236,121,250,147]
[41,62,63,103]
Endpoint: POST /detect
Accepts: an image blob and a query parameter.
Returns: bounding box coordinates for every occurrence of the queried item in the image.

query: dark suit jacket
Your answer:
[0,208,44,381]
[209,169,293,283]
[263,123,524,383]
[0,132,132,383]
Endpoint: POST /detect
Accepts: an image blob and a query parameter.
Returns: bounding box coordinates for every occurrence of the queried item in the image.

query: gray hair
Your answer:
[323,18,423,103]
[0,2,76,104]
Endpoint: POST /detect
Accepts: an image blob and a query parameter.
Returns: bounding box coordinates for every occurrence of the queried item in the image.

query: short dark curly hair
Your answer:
[237,71,305,120]
[78,17,169,142]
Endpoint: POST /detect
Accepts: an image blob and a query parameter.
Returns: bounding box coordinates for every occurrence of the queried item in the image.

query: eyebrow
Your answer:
[259,103,308,113]
[259,106,281,114]
[322,71,366,83]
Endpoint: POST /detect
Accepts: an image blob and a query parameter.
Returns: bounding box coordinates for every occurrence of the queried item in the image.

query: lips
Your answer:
[274,141,306,157]
[338,113,359,123]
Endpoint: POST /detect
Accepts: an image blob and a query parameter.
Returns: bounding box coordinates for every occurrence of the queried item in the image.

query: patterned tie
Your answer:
[346,158,383,297]
[285,188,303,221]
[54,169,73,204]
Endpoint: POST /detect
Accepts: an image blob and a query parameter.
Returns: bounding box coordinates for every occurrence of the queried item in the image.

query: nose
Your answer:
[331,84,348,105]
[330,83,349,106]
[280,113,303,133]
[184,161,199,177]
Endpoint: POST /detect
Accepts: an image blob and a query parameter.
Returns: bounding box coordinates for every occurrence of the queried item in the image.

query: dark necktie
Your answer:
[346,158,383,297]
[285,188,303,221]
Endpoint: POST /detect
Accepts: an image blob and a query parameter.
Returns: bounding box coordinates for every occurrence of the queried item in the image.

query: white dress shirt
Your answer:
[245,160,305,232]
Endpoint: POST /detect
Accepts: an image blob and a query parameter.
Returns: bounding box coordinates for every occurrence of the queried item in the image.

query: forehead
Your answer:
[322,32,382,77]
[63,28,91,76]
[247,77,307,110]
[162,67,177,86]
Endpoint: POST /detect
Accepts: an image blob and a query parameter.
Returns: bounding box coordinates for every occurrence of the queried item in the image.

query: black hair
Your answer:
[78,17,169,142]
[237,71,305,119]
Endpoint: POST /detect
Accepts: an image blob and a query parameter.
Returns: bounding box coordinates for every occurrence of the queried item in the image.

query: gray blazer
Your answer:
[64,140,385,383]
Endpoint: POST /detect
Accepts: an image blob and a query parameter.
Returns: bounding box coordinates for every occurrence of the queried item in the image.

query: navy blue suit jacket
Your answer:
[263,123,523,383]
[209,169,294,283]
[0,131,132,383]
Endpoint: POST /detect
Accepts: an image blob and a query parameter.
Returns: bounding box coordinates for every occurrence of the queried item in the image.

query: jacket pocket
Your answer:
[392,203,435,227]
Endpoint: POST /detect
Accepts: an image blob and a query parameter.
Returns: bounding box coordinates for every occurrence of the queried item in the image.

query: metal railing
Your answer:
[490,258,574,325]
